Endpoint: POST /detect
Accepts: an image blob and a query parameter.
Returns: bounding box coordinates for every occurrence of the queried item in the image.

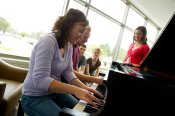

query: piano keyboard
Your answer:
[73,83,107,114]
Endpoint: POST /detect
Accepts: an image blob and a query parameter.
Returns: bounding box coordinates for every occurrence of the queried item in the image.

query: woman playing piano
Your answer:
[20,8,103,116]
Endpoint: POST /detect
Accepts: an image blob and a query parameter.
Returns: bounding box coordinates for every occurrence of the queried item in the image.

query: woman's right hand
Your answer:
[73,87,103,108]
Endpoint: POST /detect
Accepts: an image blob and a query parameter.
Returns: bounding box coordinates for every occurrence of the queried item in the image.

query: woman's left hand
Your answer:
[94,77,104,85]
[85,86,104,99]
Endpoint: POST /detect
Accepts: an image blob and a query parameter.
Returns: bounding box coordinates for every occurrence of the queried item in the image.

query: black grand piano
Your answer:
[97,11,175,115]
[60,12,175,116]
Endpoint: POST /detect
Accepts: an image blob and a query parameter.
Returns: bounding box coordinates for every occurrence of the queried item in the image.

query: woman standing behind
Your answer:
[123,26,150,67]
[85,48,101,77]
[21,8,103,116]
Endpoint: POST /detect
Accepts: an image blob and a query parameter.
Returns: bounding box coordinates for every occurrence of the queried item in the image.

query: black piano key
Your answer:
[83,108,94,113]
[83,105,99,113]
[87,104,103,109]
[94,84,107,100]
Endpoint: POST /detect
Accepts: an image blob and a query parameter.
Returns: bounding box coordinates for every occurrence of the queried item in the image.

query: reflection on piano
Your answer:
[60,12,175,115]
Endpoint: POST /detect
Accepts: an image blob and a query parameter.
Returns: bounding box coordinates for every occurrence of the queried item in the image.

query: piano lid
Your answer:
[140,12,175,76]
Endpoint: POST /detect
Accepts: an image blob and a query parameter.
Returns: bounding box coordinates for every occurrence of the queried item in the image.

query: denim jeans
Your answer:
[21,93,78,116]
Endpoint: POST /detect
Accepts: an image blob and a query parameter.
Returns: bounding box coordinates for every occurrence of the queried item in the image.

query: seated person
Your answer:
[85,48,101,77]
[20,8,103,116]
[78,44,87,73]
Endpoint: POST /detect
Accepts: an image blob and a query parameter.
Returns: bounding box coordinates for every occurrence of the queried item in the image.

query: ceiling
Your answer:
[128,0,175,29]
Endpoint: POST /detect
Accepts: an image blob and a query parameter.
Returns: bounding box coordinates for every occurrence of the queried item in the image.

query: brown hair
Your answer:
[81,44,86,48]
[133,26,147,44]
[94,48,101,54]
[52,8,89,48]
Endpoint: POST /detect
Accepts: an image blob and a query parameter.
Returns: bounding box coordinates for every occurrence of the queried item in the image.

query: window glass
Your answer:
[126,8,145,30]
[86,9,121,72]
[82,0,89,2]
[90,0,126,22]
[117,28,133,62]
[147,22,158,44]
[0,0,64,57]
[147,41,153,49]
[68,0,86,12]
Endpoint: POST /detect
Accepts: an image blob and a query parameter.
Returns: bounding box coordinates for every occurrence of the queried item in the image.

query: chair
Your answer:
[0,59,28,116]
[0,81,6,105]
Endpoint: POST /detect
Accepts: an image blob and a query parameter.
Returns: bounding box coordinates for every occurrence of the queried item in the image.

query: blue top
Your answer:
[78,55,86,68]
[22,32,76,96]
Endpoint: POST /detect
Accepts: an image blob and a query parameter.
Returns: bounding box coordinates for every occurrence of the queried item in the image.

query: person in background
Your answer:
[21,8,103,116]
[78,44,87,73]
[72,44,79,71]
[123,26,150,67]
[73,26,104,85]
[85,48,101,77]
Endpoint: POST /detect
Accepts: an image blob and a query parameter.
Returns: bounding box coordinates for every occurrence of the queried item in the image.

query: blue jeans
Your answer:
[21,94,78,116]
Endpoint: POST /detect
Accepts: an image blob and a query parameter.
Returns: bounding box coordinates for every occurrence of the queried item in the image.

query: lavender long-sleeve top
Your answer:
[22,32,76,96]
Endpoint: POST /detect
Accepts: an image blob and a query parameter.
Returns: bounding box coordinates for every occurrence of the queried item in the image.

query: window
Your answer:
[0,0,160,66]
[0,0,64,57]
[126,8,145,30]
[68,0,86,12]
[90,0,126,22]
[86,9,121,71]
[87,10,121,50]
[117,28,133,62]
[147,21,158,48]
